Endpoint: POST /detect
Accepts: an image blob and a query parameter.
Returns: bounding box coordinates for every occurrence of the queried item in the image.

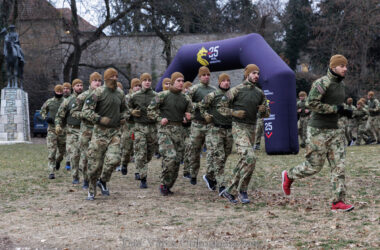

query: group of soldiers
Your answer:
[40,54,368,211]
[40,65,269,203]
[297,88,380,148]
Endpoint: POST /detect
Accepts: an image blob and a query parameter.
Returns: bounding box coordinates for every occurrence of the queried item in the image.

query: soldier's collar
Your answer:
[328,68,344,82]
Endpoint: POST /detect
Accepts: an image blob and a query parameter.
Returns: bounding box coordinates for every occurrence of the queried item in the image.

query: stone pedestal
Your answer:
[0,87,31,144]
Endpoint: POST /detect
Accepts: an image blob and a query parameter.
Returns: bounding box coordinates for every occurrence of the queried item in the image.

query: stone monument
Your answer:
[0,25,30,144]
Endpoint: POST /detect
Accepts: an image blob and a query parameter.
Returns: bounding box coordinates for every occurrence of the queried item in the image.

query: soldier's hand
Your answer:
[131,109,141,117]
[120,119,126,125]
[55,125,63,135]
[161,118,168,126]
[204,114,213,124]
[305,109,309,113]
[297,108,302,113]
[185,112,191,121]
[258,105,266,113]
[231,110,246,118]
[99,116,111,125]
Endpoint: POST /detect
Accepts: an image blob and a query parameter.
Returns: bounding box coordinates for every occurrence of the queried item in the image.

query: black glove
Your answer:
[46,117,54,124]
[337,105,353,118]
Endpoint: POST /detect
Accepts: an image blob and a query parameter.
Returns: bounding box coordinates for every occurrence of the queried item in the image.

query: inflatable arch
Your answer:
[155,33,299,154]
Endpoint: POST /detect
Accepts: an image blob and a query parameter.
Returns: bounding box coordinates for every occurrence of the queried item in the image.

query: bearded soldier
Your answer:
[199,73,233,193]
[55,79,84,184]
[147,72,192,195]
[128,73,157,189]
[82,68,127,200]
[40,84,66,179]
[120,78,141,175]
[187,66,216,185]
[218,64,270,204]
[282,55,355,212]
[70,72,102,189]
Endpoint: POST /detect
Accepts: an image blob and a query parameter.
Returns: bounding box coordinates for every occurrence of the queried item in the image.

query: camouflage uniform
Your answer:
[346,104,357,143]
[120,93,135,168]
[199,88,233,189]
[181,123,191,176]
[187,82,215,180]
[297,99,311,147]
[147,89,192,189]
[287,69,348,203]
[352,106,369,145]
[366,98,380,143]
[70,88,95,183]
[128,87,157,180]
[82,85,127,197]
[254,116,264,148]
[219,80,270,195]
[56,92,82,181]
[40,96,66,174]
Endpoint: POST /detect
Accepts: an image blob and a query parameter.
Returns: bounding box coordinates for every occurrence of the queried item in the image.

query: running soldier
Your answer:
[120,78,141,175]
[70,72,102,189]
[366,91,380,143]
[40,84,66,179]
[187,66,215,185]
[147,72,192,195]
[218,64,270,204]
[199,73,233,193]
[55,79,84,184]
[297,91,311,148]
[282,55,355,211]
[82,68,127,200]
[128,73,157,188]
[62,82,72,170]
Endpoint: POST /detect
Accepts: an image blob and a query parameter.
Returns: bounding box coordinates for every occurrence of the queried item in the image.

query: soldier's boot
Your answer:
[121,165,128,175]
[203,175,216,191]
[115,166,121,171]
[72,178,80,184]
[190,177,197,185]
[96,179,110,196]
[140,178,148,189]
[65,161,71,171]
[220,189,238,204]
[167,188,174,195]
[331,201,354,212]
[282,170,293,195]
[300,143,306,148]
[82,180,89,189]
[55,162,61,171]
[183,173,191,179]
[218,186,225,196]
[86,191,95,201]
[238,191,250,204]
[48,173,55,179]
[135,173,141,180]
[159,184,168,196]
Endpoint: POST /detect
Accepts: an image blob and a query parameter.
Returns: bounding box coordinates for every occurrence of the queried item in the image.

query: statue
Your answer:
[0,25,25,88]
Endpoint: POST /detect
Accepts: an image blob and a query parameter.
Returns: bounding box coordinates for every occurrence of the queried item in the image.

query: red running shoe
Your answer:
[331,201,354,212]
[282,170,293,195]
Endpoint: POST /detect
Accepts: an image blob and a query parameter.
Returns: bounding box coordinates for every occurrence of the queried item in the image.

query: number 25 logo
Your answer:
[209,46,219,59]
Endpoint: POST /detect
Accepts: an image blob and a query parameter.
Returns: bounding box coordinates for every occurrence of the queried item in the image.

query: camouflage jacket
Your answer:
[367,98,380,116]
[55,92,80,127]
[187,82,215,120]
[147,90,192,122]
[82,86,128,128]
[70,88,94,122]
[353,107,369,122]
[40,96,64,126]
[199,88,232,126]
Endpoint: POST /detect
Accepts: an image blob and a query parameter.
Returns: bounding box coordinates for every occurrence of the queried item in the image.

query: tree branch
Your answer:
[78,63,131,82]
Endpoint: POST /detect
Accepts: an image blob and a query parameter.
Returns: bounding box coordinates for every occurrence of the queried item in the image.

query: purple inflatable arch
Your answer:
[156,33,298,154]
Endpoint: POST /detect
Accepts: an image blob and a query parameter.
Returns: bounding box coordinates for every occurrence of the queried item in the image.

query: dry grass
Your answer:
[0,141,379,249]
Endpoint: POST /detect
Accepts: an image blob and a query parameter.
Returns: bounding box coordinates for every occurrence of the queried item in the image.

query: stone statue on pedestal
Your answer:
[0,24,25,89]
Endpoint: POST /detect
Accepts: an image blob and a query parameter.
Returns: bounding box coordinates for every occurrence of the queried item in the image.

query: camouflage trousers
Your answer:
[158,124,185,189]
[356,121,368,145]
[347,118,357,143]
[288,126,347,203]
[338,117,350,145]
[87,125,121,196]
[182,126,191,175]
[366,116,380,142]
[134,123,157,179]
[226,122,257,194]
[66,126,81,180]
[205,125,233,188]
[78,123,93,183]
[120,122,134,167]
[189,121,212,179]
[255,118,264,146]
[298,116,310,146]
[46,125,66,174]
[64,126,70,164]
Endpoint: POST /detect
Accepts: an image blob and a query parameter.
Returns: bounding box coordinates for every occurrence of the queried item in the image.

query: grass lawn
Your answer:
[0,142,379,249]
